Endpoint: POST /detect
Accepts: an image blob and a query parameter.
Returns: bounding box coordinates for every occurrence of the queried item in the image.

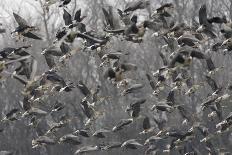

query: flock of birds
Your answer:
[0,0,232,154]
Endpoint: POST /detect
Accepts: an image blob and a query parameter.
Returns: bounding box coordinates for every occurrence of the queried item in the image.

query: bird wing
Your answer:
[44,53,56,69]
[13,12,28,26]
[206,57,215,71]
[102,7,114,29]
[63,9,72,26]
[60,42,71,54]
[190,50,205,59]
[23,32,42,40]
[143,116,151,130]
[205,75,218,92]
[74,9,81,22]
[199,4,208,25]
[124,1,143,12]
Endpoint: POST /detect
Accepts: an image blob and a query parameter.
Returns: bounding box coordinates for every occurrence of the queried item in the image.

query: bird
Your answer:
[197,4,217,38]
[102,6,117,29]
[1,108,20,122]
[126,98,146,118]
[73,129,90,137]
[63,8,86,29]
[32,136,56,148]
[12,12,42,40]
[122,83,144,95]
[42,42,70,57]
[123,0,150,13]
[22,107,47,117]
[112,118,133,132]
[74,145,100,154]
[144,135,162,145]
[151,103,173,112]
[58,134,81,145]
[121,139,143,149]
[92,129,110,138]
[140,116,155,134]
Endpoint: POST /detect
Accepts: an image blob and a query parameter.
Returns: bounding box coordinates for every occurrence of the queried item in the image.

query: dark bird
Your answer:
[63,9,86,27]
[1,108,20,122]
[197,4,217,38]
[126,98,146,118]
[44,53,56,69]
[0,45,31,59]
[63,9,72,26]
[166,90,175,106]
[102,6,116,29]
[140,116,155,134]
[112,118,133,132]
[205,57,215,71]
[40,70,66,88]
[12,12,42,40]
[121,139,143,149]
[142,116,151,132]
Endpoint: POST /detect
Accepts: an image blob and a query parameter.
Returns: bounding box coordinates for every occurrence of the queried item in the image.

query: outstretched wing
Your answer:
[199,4,207,25]
[44,53,56,69]
[74,9,81,22]
[23,32,42,40]
[13,12,28,26]
[63,9,72,26]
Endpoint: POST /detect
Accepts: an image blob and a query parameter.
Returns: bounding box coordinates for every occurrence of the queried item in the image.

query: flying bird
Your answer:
[12,13,42,40]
